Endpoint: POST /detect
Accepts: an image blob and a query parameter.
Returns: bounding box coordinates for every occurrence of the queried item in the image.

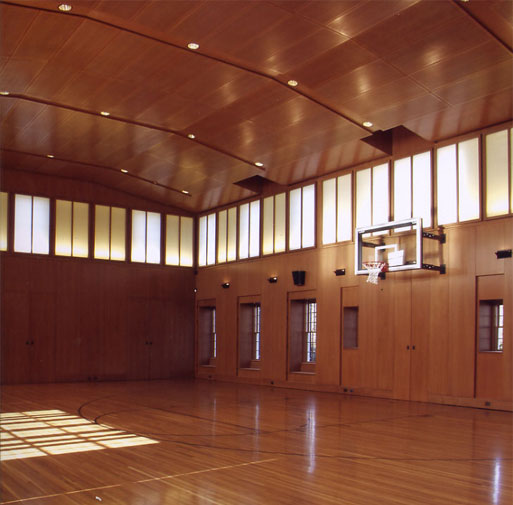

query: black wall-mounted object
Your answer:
[268,276,278,283]
[334,269,346,276]
[292,270,306,286]
[221,282,230,289]
[495,249,512,259]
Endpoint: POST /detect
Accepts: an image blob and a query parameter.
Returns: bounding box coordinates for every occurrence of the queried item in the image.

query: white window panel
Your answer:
[372,163,389,226]
[356,168,371,229]
[412,152,432,228]
[132,210,147,263]
[206,213,216,265]
[337,174,352,242]
[166,214,180,266]
[217,210,227,264]
[437,144,458,225]
[94,205,110,260]
[55,200,72,256]
[458,138,480,222]
[180,217,193,267]
[486,129,509,217]
[263,196,274,255]
[146,212,161,264]
[32,197,50,255]
[302,184,315,248]
[0,192,7,251]
[239,203,249,259]
[249,200,260,258]
[274,193,286,253]
[322,178,336,245]
[198,215,207,266]
[289,188,301,250]
[227,207,237,261]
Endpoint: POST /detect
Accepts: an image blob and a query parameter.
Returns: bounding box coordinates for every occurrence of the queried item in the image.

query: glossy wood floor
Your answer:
[1,380,512,505]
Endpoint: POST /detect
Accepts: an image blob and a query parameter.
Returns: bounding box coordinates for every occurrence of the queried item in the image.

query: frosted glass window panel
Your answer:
[146,212,161,264]
[322,178,336,245]
[511,129,513,214]
[458,138,480,222]
[437,144,458,225]
[394,157,412,222]
[110,207,126,261]
[180,217,193,267]
[372,163,389,226]
[289,188,301,250]
[0,192,7,251]
[337,174,352,242]
[356,169,371,229]
[412,152,432,228]
[206,213,216,265]
[486,130,509,217]
[274,193,286,253]
[302,184,315,248]
[262,196,274,255]
[14,194,32,253]
[239,204,249,259]
[55,200,72,256]
[166,214,180,265]
[32,197,50,255]
[94,205,110,260]
[249,200,260,257]
[227,207,237,261]
[132,210,147,263]
[72,202,89,258]
[198,216,207,266]
[217,210,227,263]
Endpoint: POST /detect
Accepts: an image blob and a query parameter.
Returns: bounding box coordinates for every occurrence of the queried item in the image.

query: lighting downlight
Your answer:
[287,80,298,87]
[58,4,72,11]
[100,111,110,117]
[187,42,200,50]
[363,121,373,128]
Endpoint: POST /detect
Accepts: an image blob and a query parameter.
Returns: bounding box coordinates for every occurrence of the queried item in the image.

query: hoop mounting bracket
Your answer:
[422,230,446,244]
[422,263,446,274]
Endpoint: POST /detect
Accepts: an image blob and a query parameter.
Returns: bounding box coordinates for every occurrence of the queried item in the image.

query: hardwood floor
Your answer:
[1,380,512,504]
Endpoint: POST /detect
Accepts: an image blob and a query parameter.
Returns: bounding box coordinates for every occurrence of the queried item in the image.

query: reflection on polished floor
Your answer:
[1,380,512,504]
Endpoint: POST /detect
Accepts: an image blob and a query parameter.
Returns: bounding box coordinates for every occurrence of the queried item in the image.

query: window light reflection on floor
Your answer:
[0,409,157,461]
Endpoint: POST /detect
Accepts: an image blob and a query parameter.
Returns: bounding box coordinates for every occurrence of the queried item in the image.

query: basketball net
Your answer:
[363,261,387,285]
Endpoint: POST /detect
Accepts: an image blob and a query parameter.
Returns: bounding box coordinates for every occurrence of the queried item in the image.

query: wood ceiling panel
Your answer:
[25,61,80,97]
[0,4,38,58]
[94,0,146,22]
[285,1,360,25]
[0,58,47,93]
[1,100,47,130]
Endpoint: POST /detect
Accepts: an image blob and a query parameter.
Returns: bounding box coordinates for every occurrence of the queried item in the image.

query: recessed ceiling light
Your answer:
[181,190,190,195]
[255,162,264,167]
[187,42,200,50]
[0,91,10,95]
[46,154,54,158]
[100,111,110,116]
[58,4,72,11]
[120,169,128,173]
[187,133,196,139]
[287,80,298,87]
[363,121,373,128]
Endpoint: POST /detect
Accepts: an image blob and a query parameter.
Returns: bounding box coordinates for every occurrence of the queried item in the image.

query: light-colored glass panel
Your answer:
[458,138,480,222]
[289,188,301,250]
[55,200,72,256]
[227,207,237,261]
[486,129,509,217]
[0,192,8,251]
[217,210,227,264]
[356,168,371,229]
[180,216,193,267]
[393,157,412,222]
[131,210,146,263]
[32,197,50,255]
[322,178,336,245]
[94,205,110,260]
[146,212,161,264]
[165,214,180,266]
[198,216,207,266]
[239,203,249,259]
[337,174,352,242]
[302,184,315,248]
[14,194,32,253]
[262,196,274,255]
[274,193,286,253]
[206,213,216,265]
[249,200,260,257]
[511,129,513,214]
[437,144,458,225]
[372,163,389,225]
[110,207,126,261]
[412,151,432,228]
[72,202,88,257]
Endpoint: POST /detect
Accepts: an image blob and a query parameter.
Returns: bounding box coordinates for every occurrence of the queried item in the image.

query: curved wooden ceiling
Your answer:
[1,0,512,212]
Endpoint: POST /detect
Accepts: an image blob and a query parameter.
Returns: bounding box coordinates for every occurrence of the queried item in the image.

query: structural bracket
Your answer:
[422,263,446,274]
[422,230,446,244]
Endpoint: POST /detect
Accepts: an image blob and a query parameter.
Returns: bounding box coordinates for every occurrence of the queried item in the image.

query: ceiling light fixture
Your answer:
[46,154,55,158]
[58,4,72,11]
[100,111,110,116]
[0,91,10,95]
[287,80,298,87]
[187,133,196,139]
[187,42,200,50]
[255,162,264,167]
[181,190,189,195]
[363,121,373,128]
[120,169,128,173]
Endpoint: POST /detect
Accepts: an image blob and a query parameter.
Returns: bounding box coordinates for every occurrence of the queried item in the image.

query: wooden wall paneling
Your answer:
[475,219,508,276]
[148,298,171,380]
[341,284,360,389]
[127,295,151,380]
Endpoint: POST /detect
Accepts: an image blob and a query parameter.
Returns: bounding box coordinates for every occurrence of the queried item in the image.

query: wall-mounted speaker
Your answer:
[495,249,512,259]
[292,270,305,286]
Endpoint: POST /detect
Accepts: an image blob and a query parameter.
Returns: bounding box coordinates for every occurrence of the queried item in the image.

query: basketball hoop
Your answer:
[363,261,387,284]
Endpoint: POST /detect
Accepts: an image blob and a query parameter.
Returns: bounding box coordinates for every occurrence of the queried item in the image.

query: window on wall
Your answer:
[14,194,50,254]
[131,210,161,264]
[0,192,8,251]
[289,184,315,250]
[322,173,352,244]
[485,128,512,217]
[239,200,260,259]
[436,137,480,225]
[216,207,237,263]
[393,152,432,228]
[343,307,358,349]
[165,215,193,267]
[356,163,389,230]
[55,200,89,258]
[263,193,286,255]
[94,205,126,261]
[239,301,261,369]
[198,213,216,266]
[479,300,504,352]
[304,300,317,363]
[198,305,216,366]
[289,296,317,373]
